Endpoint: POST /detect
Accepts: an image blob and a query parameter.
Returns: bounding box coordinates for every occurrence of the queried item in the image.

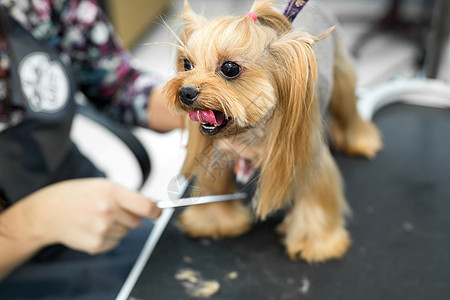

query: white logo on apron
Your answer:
[18,52,69,113]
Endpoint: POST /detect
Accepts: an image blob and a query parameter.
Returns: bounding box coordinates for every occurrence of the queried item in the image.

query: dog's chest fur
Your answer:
[215,125,266,169]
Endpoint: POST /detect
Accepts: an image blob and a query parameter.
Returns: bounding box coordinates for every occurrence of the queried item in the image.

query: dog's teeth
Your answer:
[202,123,217,130]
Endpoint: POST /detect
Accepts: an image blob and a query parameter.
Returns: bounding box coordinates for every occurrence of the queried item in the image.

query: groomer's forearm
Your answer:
[0,201,47,281]
[147,85,182,132]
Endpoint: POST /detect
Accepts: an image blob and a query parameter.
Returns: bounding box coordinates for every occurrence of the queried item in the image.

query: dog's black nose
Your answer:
[179,85,199,106]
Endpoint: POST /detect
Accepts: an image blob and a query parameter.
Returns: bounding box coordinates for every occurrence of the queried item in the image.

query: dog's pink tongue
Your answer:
[189,110,224,126]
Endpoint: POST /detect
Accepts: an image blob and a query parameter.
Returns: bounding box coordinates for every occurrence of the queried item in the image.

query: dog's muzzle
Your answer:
[179,85,199,106]
[179,86,231,136]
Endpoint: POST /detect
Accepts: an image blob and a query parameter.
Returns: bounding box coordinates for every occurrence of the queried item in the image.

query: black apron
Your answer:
[0,8,104,204]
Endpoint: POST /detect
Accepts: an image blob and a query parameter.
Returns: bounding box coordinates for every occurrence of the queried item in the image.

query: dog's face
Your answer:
[164,11,283,138]
[165,1,333,218]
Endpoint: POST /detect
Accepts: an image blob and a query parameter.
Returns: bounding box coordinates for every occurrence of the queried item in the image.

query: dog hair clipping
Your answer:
[246,12,257,21]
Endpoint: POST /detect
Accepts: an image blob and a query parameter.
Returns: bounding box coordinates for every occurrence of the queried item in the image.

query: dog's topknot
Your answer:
[250,0,292,35]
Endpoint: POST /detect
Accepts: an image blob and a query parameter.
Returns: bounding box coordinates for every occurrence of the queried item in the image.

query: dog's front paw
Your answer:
[283,227,351,263]
[179,201,252,239]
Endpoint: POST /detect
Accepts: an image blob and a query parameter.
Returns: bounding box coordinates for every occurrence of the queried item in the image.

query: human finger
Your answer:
[114,187,162,220]
[115,208,142,229]
[104,223,129,240]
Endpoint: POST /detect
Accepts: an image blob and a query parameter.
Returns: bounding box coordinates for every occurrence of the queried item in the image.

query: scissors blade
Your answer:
[156,192,248,209]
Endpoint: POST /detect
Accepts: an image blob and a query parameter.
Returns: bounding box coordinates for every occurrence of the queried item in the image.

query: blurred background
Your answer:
[72,0,449,202]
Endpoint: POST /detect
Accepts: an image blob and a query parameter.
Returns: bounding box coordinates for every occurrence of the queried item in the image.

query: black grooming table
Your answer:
[129,104,450,300]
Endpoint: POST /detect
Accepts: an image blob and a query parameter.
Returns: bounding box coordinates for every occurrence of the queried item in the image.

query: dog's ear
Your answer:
[250,0,291,35]
[255,32,324,219]
[180,0,207,43]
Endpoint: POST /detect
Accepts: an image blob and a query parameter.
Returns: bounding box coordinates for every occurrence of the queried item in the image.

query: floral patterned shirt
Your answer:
[0,0,158,128]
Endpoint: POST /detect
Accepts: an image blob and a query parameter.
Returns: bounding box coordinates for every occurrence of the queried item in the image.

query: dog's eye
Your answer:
[220,61,241,79]
[183,59,193,71]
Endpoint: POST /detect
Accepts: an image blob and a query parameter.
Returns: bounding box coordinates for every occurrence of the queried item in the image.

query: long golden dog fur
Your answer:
[163,0,382,262]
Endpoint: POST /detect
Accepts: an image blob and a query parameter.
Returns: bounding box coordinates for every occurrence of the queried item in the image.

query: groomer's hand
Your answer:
[23,178,161,254]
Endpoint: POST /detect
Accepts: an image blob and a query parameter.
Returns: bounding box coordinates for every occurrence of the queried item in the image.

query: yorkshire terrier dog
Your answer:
[164,0,382,262]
